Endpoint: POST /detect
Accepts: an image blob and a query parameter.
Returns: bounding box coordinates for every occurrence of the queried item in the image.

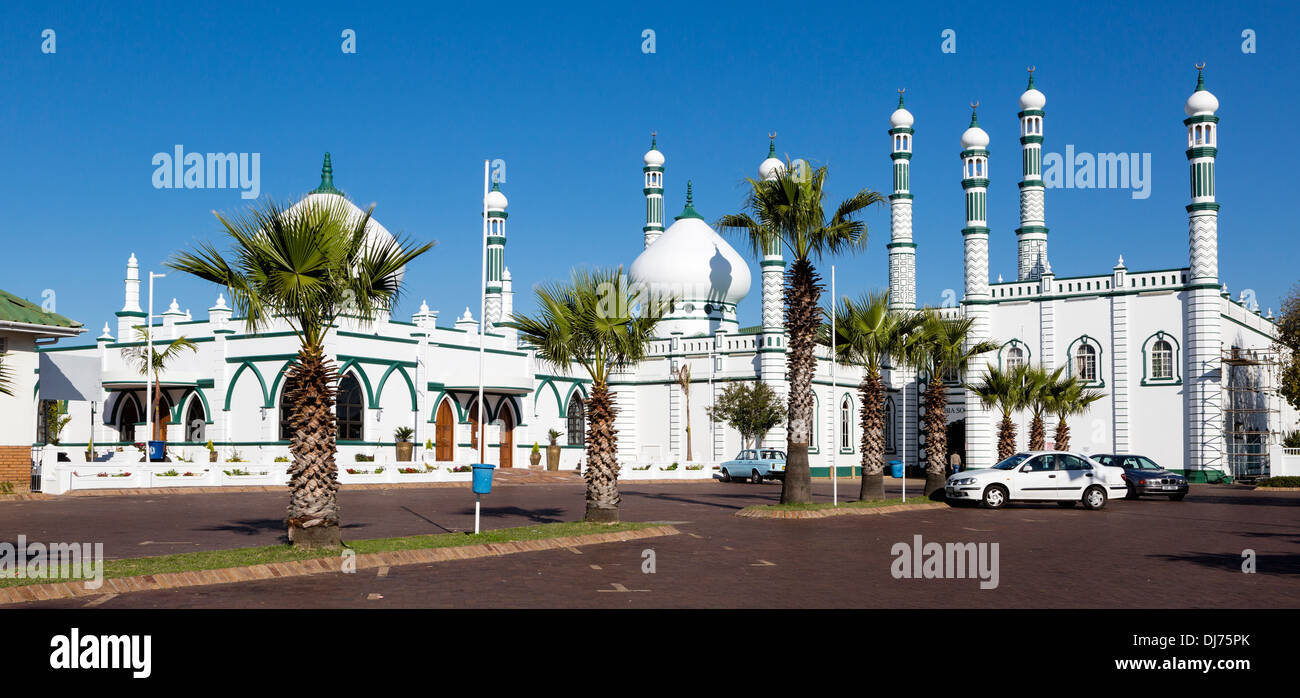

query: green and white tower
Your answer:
[758,135,788,448]
[484,181,509,328]
[1184,64,1223,473]
[643,134,665,249]
[888,90,917,310]
[1016,68,1050,280]
[960,104,995,470]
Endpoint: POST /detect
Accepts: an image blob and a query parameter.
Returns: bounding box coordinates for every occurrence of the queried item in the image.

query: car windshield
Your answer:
[1134,457,1163,470]
[992,454,1031,470]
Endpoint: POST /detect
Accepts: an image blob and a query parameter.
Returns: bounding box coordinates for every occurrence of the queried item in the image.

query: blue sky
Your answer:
[2,0,1296,339]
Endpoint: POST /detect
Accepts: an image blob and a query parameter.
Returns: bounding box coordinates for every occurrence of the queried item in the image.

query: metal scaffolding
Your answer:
[1222,346,1281,481]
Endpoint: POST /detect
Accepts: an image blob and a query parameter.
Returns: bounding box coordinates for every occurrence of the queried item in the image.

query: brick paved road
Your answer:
[6,480,1298,608]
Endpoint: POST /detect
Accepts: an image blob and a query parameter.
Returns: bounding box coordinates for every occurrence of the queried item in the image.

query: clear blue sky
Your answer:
[3,0,1296,339]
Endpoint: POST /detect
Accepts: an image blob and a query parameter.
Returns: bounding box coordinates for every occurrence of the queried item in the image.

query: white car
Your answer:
[944,451,1127,510]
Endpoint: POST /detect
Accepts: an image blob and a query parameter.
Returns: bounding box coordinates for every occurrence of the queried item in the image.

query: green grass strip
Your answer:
[1,521,652,589]
[740,497,932,513]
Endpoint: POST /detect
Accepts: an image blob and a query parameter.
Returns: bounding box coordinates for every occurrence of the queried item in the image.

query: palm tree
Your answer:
[506,267,665,523]
[825,290,923,501]
[674,363,693,462]
[1023,365,1065,451]
[718,160,885,504]
[968,364,1031,461]
[121,328,198,441]
[910,312,999,495]
[169,197,432,547]
[1047,375,1105,450]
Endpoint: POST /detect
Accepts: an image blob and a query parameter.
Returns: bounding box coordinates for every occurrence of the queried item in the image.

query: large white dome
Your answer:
[961,125,989,149]
[288,154,404,286]
[629,187,751,337]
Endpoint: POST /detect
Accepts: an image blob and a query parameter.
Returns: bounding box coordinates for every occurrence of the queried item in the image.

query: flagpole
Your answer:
[476,160,489,534]
[830,265,837,506]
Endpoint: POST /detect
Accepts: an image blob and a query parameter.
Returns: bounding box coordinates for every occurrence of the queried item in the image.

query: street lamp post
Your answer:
[145,271,165,454]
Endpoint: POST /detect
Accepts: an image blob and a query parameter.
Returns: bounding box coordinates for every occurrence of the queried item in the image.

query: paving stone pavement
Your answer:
[4,479,1298,608]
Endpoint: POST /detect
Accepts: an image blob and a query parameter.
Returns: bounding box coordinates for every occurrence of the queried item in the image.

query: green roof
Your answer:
[0,289,82,329]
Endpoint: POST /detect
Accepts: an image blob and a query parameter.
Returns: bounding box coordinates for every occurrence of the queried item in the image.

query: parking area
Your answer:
[5,479,1299,608]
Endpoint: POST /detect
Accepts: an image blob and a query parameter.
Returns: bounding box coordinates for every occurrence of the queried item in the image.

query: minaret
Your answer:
[116,253,145,338]
[1183,64,1223,474]
[758,134,788,449]
[1016,67,1050,280]
[888,90,917,310]
[643,134,665,248]
[483,181,508,328]
[960,104,995,470]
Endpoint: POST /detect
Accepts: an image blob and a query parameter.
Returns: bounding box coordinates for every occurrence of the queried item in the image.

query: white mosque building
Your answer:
[33,69,1293,490]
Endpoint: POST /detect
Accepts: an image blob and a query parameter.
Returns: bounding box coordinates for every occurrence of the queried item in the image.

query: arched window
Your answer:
[185,396,206,443]
[567,396,585,446]
[336,373,364,441]
[839,396,852,451]
[1075,343,1098,382]
[1151,339,1173,380]
[1005,346,1025,371]
[279,376,300,441]
[119,395,139,444]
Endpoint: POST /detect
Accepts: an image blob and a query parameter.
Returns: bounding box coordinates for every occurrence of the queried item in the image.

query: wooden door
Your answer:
[435,401,454,461]
[499,405,514,468]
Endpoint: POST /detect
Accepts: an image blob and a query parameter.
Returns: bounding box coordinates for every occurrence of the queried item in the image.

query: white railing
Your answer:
[1267,445,1300,477]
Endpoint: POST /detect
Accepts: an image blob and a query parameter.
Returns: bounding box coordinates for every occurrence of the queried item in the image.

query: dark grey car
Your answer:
[1092,454,1189,500]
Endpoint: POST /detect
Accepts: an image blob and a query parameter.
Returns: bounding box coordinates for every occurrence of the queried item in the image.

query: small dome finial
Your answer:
[1026,65,1036,89]
[969,101,980,126]
[311,152,343,195]
[897,88,905,108]
[674,181,704,221]
[1194,62,1207,91]
[767,132,776,158]
[651,131,657,149]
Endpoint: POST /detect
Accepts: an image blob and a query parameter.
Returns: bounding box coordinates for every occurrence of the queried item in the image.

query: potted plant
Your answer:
[529,442,542,468]
[423,437,434,461]
[546,429,562,471]
[205,440,217,463]
[394,426,415,462]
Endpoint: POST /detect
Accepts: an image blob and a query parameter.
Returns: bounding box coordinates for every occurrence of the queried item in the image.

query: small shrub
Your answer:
[1257,476,1300,488]
[355,454,375,463]
[274,456,289,462]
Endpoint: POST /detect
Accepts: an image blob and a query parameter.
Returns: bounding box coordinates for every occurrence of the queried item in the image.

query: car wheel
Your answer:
[1125,484,1140,500]
[720,469,731,483]
[981,485,1007,509]
[1170,493,1186,502]
[1082,486,1107,510]
[1056,501,1076,508]
[751,470,763,484]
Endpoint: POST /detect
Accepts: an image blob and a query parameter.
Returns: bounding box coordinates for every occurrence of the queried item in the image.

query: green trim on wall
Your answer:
[1139,330,1181,386]
[1064,335,1105,388]
[223,361,269,410]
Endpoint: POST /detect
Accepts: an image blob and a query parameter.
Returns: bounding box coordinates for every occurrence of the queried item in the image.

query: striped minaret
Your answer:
[643,134,665,248]
[484,181,508,327]
[888,90,917,310]
[959,104,995,470]
[758,135,788,448]
[1183,64,1223,474]
[1016,67,1050,280]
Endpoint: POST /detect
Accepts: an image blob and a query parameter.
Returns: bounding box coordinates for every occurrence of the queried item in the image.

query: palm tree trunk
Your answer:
[781,259,821,504]
[1029,412,1045,451]
[998,413,1017,461]
[683,390,692,462]
[1054,416,1070,451]
[923,378,948,496]
[286,346,341,548]
[859,373,885,501]
[583,380,621,522]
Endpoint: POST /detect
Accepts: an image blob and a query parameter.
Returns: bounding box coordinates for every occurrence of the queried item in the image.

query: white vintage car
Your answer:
[944,451,1128,509]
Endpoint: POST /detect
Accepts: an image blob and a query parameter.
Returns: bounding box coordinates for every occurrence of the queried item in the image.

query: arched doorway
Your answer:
[434,400,454,461]
[498,402,514,468]
[336,373,364,441]
[467,399,484,462]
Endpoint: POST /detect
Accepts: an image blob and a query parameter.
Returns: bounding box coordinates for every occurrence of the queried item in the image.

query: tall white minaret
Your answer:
[1184,64,1223,474]
[643,134,665,248]
[116,253,144,338]
[758,134,788,449]
[960,104,995,470]
[888,90,916,310]
[484,181,508,328]
[1016,67,1050,280]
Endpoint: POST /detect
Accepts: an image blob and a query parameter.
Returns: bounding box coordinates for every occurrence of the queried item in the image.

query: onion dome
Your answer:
[1019,68,1046,110]
[758,135,786,181]
[889,91,914,128]
[644,133,665,167]
[960,104,990,149]
[484,181,508,210]
[291,153,404,285]
[1184,65,1219,116]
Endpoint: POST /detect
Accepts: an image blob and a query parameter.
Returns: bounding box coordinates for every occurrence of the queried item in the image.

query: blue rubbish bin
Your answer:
[471,463,495,494]
[147,440,166,462]
[888,460,904,478]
